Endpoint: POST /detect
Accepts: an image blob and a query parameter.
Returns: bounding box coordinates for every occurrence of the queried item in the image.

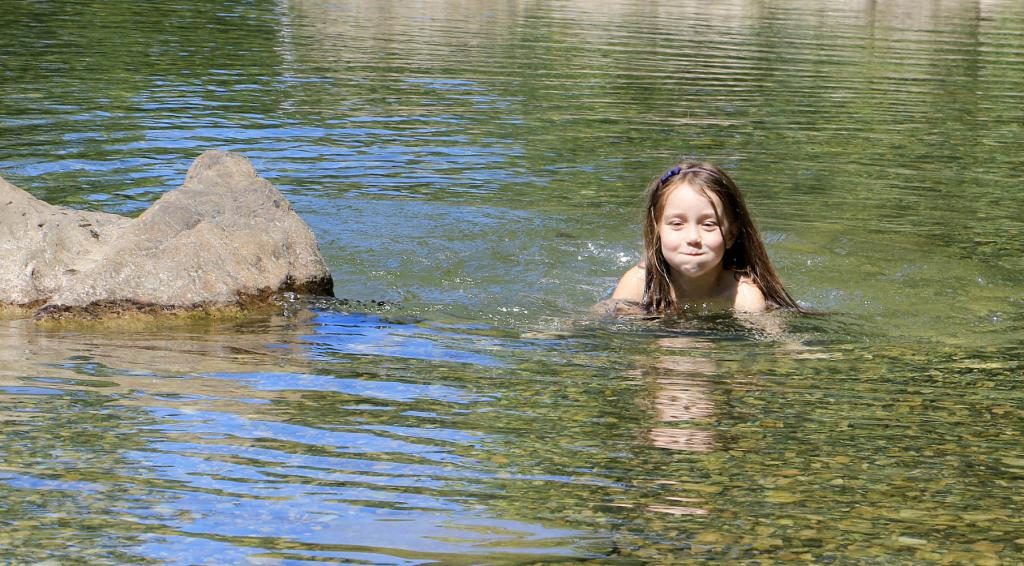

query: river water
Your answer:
[2,0,1023,563]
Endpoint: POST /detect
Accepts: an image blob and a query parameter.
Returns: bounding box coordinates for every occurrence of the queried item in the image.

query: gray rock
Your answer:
[0,150,334,320]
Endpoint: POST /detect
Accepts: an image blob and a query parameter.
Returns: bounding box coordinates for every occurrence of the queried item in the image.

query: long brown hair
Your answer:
[641,161,799,313]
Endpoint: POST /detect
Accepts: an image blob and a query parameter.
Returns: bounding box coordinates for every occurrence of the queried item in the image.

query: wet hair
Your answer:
[640,161,799,313]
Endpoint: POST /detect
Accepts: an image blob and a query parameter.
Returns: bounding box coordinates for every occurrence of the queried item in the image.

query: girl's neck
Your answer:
[670,267,729,304]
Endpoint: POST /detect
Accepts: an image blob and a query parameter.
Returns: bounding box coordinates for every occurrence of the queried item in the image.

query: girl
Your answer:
[612,161,799,314]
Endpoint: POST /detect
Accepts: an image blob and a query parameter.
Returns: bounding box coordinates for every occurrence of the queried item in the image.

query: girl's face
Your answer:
[657,183,731,282]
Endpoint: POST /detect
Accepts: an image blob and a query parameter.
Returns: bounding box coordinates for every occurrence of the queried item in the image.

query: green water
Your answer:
[1,0,1023,563]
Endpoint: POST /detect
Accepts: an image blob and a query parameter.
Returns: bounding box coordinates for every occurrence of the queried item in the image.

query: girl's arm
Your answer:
[733,278,767,312]
[612,265,645,301]
[589,265,645,316]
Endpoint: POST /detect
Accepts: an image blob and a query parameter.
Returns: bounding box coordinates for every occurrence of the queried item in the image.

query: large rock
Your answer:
[0,150,334,320]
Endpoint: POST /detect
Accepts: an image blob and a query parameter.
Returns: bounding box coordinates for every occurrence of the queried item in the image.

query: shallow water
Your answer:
[2,0,1023,563]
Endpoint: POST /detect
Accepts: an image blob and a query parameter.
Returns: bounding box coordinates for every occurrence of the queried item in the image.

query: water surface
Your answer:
[1,0,1023,562]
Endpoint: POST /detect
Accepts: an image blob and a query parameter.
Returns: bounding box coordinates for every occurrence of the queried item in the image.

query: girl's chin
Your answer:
[668,262,720,279]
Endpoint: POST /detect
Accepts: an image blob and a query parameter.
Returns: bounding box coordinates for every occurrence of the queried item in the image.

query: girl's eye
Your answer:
[702,222,718,229]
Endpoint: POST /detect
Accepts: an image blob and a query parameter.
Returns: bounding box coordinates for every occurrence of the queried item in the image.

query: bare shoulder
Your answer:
[612,265,645,302]
[733,276,767,313]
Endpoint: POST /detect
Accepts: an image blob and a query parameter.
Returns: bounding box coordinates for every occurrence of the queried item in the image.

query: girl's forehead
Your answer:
[661,182,724,211]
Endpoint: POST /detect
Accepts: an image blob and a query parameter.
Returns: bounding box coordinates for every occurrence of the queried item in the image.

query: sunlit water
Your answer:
[2,0,1023,563]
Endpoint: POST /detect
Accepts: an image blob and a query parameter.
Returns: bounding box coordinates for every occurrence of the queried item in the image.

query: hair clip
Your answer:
[660,165,720,186]
[659,166,682,185]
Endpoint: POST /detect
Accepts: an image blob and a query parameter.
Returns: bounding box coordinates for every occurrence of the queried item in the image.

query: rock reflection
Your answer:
[0,311,320,417]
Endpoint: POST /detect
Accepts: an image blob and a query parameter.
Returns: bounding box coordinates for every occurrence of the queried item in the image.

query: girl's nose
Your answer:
[684,224,702,244]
